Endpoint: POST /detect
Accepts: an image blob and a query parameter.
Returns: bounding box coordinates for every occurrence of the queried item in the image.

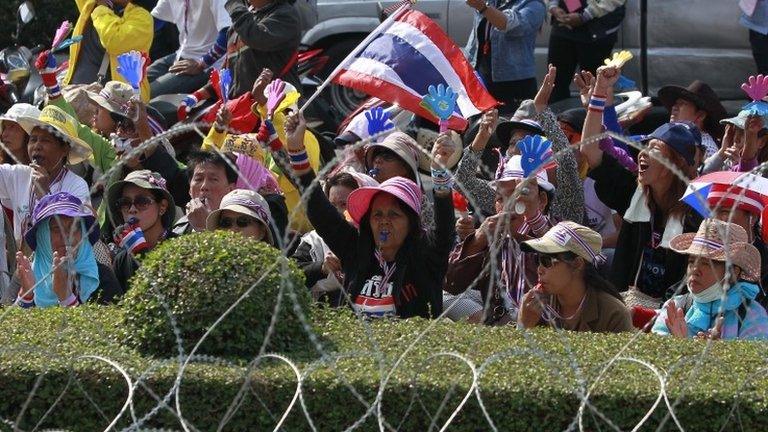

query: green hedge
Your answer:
[0,306,767,431]
[120,231,310,359]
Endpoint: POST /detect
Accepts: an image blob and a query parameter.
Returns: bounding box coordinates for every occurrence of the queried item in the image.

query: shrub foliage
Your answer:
[120,231,311,358]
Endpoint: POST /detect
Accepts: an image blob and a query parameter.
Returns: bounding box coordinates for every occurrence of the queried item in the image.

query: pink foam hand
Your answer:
[52,21,72,50]
[741,75,768,102]
[266,78,286,119]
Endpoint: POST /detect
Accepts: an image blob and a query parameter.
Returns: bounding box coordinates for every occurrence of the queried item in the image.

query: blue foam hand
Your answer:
[365,106,394,136]
[743,100,768,117]
[219,68,232,103]
[517,135,555,177]
[116,51,144,90]
[615,75,636,91]
[421,84,458,121]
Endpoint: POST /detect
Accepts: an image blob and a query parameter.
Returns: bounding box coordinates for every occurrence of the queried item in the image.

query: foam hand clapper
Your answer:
[741,75,768,116]
[365,106,394,137]
[603,50,633,68]
[52,21,72,50]
[266,78,286,119]
[116,51,145,91]
[517,135,556,177]
[419,84,458,132]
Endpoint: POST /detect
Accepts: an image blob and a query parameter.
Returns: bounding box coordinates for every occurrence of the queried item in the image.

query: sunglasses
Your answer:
[536,252,576,268]
[117,195,156,211]
[218,215,256,229]
[373,150,400,163]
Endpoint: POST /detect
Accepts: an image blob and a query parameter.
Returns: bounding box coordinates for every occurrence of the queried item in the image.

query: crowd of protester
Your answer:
[2,0,768,342]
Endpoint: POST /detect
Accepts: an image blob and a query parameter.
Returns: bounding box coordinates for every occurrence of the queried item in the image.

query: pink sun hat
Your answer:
[347,176,422,225]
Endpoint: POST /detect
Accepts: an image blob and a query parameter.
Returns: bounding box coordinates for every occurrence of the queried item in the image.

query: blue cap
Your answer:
[643,121,702,166]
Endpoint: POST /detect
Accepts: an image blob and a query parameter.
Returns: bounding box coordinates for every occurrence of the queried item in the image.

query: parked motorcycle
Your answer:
[0,1,44,112]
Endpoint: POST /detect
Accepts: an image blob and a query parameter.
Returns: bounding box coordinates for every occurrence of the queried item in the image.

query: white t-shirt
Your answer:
[583,178,616,239]
[152,0,232,61]
[0,165,91,245]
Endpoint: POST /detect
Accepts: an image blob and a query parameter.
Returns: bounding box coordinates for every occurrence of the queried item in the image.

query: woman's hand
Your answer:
[742,115,764,160]
[214,105,233,133]
[321,253,342,276]
[456,214,476,241]
[594,65,620,95]
[573,70,595,109]
[664,301,689,338]
[431,132,454,169]
[284,111,307,153]
[694,316,724,341]
[30,162,52,198]
[518,286,545,329]
[52,251,73,302]
[471,109,498,152]
[251,68,274,107]
[534,64,556,114]
[16,252,35,301]
[558,13,583,28]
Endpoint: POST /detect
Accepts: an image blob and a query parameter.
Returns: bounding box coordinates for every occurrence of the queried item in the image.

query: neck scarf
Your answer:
[32,219,100,307]
[624,185,684,249]
[685,281,759,336]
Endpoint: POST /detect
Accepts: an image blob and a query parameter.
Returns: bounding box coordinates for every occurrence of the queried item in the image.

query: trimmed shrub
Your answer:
[120,231,311,359]
[0,307,767,431]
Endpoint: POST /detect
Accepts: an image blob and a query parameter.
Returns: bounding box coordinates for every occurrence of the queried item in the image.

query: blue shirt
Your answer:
[741,0,768,35]
[465,0,546,82]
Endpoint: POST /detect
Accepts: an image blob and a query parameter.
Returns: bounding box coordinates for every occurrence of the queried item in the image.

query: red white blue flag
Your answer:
[331,6,498,131]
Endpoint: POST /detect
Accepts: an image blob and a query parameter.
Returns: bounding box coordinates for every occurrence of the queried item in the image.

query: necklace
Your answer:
[544,291,588,322]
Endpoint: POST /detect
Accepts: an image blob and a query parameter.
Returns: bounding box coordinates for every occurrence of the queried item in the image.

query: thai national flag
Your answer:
[330,6,498,131]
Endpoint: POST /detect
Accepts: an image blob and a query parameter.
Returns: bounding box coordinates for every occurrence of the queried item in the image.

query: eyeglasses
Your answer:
[117,195,156,211]
[373,151,399,163]
[218,215,256,229]
[536,252,576,268]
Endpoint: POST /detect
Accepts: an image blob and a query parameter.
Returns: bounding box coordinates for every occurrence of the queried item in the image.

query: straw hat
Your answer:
[16,105,93,165]
[85,81,134,116]
[669,218,760,282]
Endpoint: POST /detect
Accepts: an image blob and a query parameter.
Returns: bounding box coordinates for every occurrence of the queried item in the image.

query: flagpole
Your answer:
[298,4,411,114]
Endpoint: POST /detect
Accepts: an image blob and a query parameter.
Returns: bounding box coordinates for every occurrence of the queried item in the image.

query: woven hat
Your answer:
[492,155,554,192]
[670,218,760,282]
[24,192,98,250]
[16,105,92,165]
[106,170,176,230]
[521,221,604,264]
[206,189,274,245]
[365,132,421,184]
[0,103,40,134]
[347,176,422,224]
[85,81,134,116]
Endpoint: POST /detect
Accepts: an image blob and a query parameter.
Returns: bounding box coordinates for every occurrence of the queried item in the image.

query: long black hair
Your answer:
[583,264,624,303]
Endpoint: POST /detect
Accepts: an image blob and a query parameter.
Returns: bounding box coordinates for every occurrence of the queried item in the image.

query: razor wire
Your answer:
[0,112,764,432]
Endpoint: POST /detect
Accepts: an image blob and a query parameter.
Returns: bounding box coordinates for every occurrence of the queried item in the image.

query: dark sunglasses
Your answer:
[218,215,255,229]
[373,149,400,162]
[117,195,155,211]
[536,252,576,268]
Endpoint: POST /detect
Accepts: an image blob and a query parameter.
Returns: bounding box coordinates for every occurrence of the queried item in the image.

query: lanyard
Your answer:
[374,249,397,293]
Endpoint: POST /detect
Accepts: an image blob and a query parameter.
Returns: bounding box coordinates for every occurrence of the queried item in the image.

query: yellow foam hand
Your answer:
[603,50,633,68]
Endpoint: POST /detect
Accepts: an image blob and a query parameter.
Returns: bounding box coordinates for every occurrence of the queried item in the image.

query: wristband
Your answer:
[59,292,79,307]
[588,94,607,113]
[288,149,311,171]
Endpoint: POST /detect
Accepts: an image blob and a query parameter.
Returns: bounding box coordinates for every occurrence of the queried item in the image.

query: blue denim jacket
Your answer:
[741,0,768,35]
[465,0,546,82]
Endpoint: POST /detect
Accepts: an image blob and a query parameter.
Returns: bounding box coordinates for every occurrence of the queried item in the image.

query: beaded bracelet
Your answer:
[588,94,607,113]
[431,167,454,193]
